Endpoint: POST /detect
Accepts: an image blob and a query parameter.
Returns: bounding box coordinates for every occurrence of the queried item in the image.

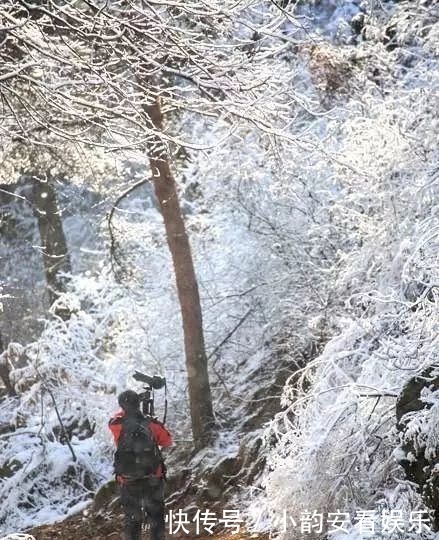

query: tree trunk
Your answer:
[145,96,215,449]
[0,333,17,397]
[32,176,72,313]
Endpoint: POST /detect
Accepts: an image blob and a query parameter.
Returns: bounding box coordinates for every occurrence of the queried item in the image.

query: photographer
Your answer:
[109,389,172,540]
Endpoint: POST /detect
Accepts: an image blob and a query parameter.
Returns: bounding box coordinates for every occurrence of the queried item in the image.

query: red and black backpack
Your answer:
[113,412,162,478]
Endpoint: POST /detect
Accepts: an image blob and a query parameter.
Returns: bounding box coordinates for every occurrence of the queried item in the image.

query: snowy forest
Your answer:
[0,0,438,539]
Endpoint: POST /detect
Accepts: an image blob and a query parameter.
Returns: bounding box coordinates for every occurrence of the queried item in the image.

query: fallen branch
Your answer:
[33,364,77,462]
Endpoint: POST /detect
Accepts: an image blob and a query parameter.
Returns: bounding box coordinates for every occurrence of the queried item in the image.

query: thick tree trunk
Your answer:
[32,176,71,311]
[145,97,215,449]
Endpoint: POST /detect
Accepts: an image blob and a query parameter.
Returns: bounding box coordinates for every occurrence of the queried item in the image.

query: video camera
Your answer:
[133,371,166,419]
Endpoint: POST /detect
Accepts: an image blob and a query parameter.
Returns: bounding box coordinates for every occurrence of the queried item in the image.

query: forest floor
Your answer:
[29,511,270,540]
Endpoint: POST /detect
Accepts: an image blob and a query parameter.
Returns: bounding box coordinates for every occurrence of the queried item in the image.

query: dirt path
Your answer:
[29,512,269,540]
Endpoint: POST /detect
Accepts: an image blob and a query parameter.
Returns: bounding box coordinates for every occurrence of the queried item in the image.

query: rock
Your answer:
[0,458,22,479]
[396,366,439,530]
[92,480,119,514]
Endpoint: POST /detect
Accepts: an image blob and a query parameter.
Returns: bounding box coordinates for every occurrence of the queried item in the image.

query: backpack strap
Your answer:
[143,416,167,480]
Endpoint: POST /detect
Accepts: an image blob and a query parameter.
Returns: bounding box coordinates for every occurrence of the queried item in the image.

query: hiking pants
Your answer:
[119,477,165,540]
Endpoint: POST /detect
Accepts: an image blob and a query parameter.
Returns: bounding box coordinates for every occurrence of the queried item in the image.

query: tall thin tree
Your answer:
[146,93,215,449]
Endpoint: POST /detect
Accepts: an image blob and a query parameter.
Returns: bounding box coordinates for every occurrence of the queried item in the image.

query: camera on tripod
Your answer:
[133,371,166,418]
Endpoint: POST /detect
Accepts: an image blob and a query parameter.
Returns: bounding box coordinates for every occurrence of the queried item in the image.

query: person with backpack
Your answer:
[109,390,173,540]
